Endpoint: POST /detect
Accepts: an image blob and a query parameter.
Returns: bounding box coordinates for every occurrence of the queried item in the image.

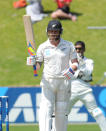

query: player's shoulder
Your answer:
[84,57,94,64]
[61,39,74,47]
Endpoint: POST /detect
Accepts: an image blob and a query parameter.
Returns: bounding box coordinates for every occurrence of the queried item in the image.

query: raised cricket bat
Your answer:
[23,15,38,76]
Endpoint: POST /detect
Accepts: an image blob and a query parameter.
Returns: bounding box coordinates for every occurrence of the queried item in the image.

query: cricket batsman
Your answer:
[27,20,78,131]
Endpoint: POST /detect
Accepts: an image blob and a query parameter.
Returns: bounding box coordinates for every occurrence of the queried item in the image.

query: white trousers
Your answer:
[69,92,97,113]
[68,91,106,131]
[39,77,71,131]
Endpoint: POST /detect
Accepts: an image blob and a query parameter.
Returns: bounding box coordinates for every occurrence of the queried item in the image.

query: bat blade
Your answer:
[23,15,38,76]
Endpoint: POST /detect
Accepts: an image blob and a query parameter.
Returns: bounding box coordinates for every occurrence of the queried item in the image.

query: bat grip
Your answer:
[33,65,38,76]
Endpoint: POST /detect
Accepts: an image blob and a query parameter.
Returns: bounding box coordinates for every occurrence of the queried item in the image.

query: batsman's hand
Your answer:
[27,56,36,66]
[63,68,75,80]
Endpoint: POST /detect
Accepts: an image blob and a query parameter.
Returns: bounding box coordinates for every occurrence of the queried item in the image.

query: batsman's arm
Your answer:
[36,62,42,70]
[71,58,79,71]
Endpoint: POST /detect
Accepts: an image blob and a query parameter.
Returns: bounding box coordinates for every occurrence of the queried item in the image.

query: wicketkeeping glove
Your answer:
[27,56,36,66]
[77,71,85,79]
[63,68,75,79]
[77,53,85,66]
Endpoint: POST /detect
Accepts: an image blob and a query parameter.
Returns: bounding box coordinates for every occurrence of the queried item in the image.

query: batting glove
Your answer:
[27,56,36,66]
[63,68,75,79]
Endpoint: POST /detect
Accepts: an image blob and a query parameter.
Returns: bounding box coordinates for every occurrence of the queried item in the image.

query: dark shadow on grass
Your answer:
[43,10,53,14]
[70,11,83,16]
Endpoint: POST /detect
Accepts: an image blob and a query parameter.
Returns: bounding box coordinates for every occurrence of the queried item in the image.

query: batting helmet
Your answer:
[47,20,63,34]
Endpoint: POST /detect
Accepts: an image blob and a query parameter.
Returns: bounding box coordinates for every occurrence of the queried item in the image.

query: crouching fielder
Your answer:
[27,20,78,131]
[68,41,106,131]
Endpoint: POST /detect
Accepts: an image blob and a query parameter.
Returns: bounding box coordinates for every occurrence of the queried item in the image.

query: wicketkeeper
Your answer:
[52,41,106,131]
[68,41,106,131]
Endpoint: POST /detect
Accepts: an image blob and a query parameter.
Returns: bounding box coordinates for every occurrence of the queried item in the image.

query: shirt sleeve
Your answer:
[36,45,44,62]
[80,59,94,76]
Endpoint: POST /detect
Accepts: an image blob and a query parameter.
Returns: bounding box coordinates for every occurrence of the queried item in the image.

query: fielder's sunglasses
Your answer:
[75,47,83,50]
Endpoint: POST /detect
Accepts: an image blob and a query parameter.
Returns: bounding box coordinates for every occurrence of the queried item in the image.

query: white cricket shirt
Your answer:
[36,38,77,78]
[71,57,94,94]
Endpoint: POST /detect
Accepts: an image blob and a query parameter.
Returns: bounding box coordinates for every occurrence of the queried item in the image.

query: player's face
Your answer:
[75,45,84,55]
[47,30,60,43]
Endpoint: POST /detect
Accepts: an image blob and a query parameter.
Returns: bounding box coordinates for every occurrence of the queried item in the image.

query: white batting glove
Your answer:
[27,56,36,66]
[63,68,75,80]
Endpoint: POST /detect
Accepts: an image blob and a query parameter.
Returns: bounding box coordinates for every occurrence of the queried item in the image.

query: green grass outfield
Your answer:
[0,0,106,86]
[3,124,100,131]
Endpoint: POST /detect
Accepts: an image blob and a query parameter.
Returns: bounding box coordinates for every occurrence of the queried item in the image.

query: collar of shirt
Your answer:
[83,56,87,60]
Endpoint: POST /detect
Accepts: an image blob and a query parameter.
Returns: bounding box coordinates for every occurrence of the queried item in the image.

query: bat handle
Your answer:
[33,65,38,76]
